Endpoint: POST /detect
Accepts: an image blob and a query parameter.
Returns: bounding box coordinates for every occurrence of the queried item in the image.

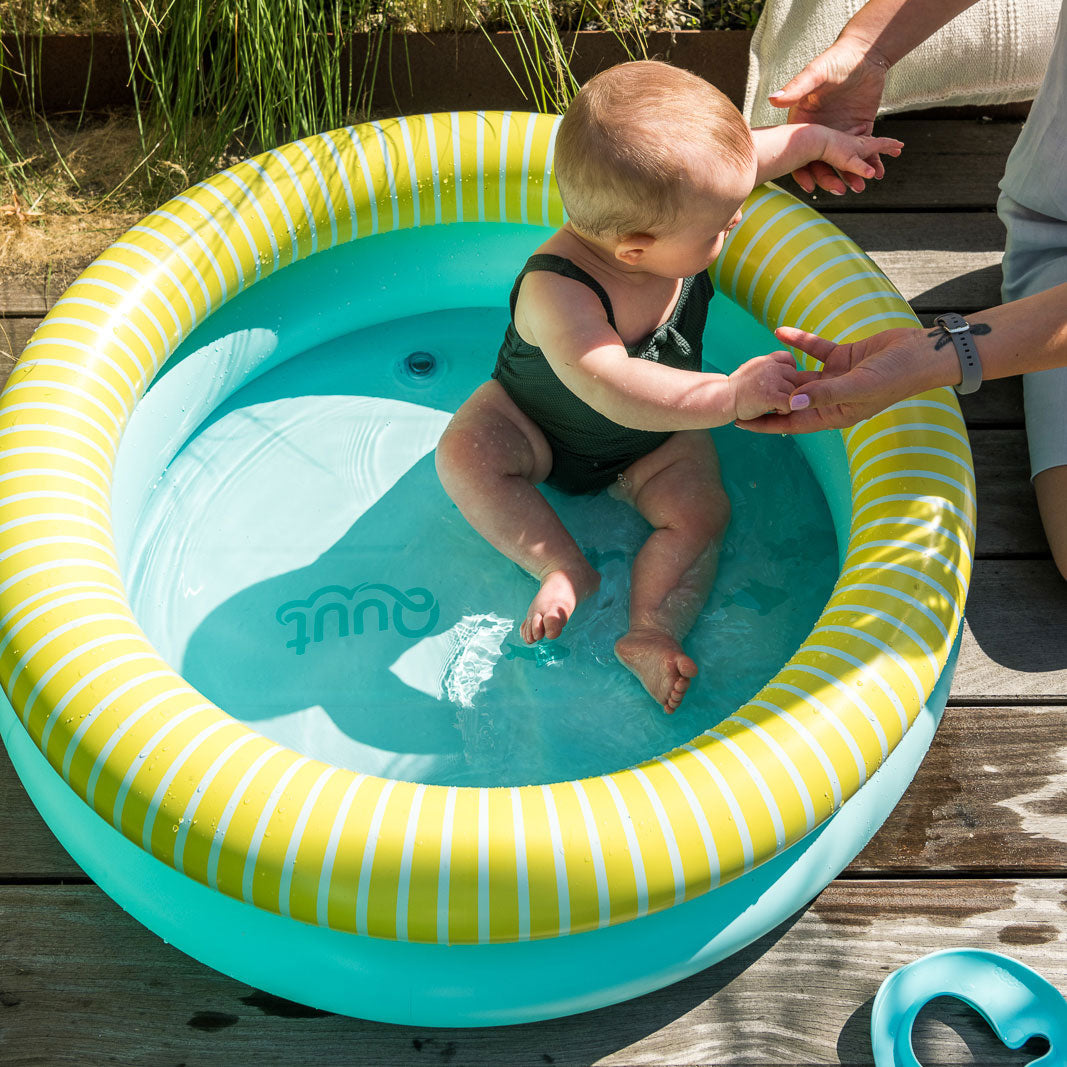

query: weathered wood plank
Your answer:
[0,880,1061,1064]
[0,319,38,388]
[954,559,1067,702]
[851,705,1067,874]
[0,745,81,878]
[957,376,1024,427]
[828,211,1005,311]
[0,278,66,318]
[795,118,1021,213]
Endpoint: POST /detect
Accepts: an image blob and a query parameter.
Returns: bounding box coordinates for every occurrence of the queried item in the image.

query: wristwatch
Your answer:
[934,313,983,395]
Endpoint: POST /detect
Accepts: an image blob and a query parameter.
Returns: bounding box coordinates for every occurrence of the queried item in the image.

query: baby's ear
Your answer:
[615,232,654,264]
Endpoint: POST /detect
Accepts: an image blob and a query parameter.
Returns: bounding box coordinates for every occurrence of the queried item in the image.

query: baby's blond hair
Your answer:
[554,60,755,239]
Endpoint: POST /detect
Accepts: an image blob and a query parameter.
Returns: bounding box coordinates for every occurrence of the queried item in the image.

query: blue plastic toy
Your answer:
[871,948,1067,1066]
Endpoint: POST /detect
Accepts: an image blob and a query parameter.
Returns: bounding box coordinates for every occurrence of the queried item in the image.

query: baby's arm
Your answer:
[751,123,903,191]
[520,273,801,430]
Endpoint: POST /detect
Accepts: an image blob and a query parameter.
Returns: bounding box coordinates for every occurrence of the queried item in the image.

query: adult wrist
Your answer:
[934,313,983,394]
[833,28,895,72]
[917,326,964,392]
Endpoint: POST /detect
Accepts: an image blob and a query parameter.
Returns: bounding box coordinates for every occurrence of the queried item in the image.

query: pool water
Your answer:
[125,302,838,787]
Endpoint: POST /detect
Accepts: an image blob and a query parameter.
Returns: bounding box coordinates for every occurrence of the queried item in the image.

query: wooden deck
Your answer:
[1,115,1065,1064]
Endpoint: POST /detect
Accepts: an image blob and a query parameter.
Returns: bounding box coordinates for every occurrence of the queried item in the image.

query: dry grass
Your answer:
[0,112,173,282]
[2,112,159,211]
[2,0,123,33]
[0,205,138,285]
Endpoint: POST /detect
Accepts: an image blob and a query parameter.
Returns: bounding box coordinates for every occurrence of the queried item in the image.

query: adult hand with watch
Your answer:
[739,281,1067,434]
[750,0,1067,579]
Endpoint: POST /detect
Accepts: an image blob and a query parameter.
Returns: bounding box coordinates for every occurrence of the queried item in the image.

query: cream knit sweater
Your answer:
[744,0,1060,126]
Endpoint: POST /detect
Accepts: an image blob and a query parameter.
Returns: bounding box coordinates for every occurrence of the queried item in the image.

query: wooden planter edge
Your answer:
[0,29,753,115]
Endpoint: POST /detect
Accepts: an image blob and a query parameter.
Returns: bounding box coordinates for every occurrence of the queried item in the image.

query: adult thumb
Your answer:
[789,375,857,411]
[769,62,822,106]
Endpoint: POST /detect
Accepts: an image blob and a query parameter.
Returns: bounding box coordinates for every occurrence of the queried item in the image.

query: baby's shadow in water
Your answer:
[179,451,534,784]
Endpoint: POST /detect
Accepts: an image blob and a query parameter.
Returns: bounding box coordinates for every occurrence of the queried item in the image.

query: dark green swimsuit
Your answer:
[492,254,713,494]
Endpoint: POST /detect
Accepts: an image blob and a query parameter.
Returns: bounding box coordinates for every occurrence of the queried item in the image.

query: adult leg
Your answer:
[609,429,730,713]
[999,194,1067,579]
[1034,467,1067,579]
[435,380,600,642]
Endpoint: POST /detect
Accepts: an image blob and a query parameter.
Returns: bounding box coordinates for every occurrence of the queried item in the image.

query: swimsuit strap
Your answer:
[509,254,617,329]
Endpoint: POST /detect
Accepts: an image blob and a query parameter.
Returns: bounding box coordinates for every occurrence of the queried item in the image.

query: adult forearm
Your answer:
[935,285,1067,385]
[837,0,982,67]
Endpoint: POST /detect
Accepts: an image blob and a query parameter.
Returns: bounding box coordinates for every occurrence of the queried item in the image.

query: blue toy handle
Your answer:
[871,949,1067,1067]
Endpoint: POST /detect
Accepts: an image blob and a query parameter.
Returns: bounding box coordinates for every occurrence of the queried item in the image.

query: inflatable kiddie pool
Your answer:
[0,112,973,1025]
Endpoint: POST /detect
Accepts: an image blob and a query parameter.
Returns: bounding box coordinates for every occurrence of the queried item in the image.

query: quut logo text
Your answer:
[276,583,440,654]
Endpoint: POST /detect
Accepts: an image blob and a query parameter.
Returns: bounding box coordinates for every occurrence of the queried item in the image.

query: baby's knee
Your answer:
[434,421,477,489]
[436,416,528,496]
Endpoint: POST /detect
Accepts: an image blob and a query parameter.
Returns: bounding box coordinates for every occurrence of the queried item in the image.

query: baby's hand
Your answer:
[729,351,803,422]
[815,126,903,194]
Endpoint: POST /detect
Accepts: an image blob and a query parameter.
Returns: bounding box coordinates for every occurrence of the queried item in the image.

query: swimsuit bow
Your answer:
[642,321,692,362]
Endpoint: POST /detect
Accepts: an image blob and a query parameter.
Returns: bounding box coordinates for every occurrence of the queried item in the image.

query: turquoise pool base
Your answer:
[0,633,957,1027]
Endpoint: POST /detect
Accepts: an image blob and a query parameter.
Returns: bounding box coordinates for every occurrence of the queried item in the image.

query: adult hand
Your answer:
[769,37,891,195]
[737,324,947,433]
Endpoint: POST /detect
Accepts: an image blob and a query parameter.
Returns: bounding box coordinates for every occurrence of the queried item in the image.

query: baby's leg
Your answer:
[610,430,730,713]
[435,381,600,643]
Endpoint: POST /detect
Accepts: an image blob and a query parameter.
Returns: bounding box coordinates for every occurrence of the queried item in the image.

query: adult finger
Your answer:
[844,169,868,194]
[792,164,817,194]
[774,326,839,365]
[809,160,848,195]
[735,409,835,434]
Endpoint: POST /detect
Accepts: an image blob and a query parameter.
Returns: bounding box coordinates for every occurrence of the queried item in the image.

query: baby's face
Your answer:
[643,158,755,278]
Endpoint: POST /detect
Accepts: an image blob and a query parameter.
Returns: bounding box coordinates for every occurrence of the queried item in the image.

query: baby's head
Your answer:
[554,60,756,252]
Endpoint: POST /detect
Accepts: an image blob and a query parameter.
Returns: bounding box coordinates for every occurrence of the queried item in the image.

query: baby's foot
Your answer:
[520,567,600,644]
[614,628,698,714]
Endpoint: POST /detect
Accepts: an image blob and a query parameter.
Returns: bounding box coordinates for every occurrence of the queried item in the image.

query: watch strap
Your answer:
[935,312,983,395]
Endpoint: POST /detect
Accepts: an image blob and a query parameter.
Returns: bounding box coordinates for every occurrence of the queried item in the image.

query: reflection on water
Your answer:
[126,306,838,787]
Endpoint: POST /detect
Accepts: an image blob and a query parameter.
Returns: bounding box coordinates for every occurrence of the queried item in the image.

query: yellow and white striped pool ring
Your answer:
[0,112,973,944]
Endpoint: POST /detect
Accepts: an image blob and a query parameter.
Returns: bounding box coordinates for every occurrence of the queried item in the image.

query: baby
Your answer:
[436,60,901,714]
